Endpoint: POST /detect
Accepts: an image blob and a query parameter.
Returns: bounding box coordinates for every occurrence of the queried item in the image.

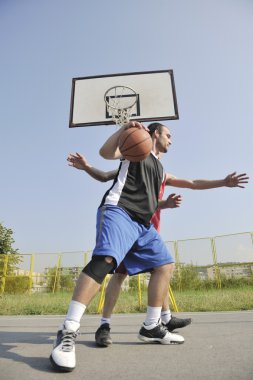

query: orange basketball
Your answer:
[118,127,152,162]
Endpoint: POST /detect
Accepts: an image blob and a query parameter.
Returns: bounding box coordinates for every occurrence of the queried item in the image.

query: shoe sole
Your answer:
[138,334,184,345]
[96,340,113,347]
[50,355,75,372]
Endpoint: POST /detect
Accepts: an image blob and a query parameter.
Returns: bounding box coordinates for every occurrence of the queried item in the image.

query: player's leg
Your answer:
[50,256,115,372]
[123,225,184,345]
[95,271,127,347]
[161,295,192,331]
[138,263,184,344]
[160,264,192,331]
[50,206,138,372]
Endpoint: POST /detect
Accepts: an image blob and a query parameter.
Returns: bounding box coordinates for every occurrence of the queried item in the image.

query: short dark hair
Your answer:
[147,122,164,136]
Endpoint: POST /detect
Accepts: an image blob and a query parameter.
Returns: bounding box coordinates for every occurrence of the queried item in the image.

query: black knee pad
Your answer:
[82,256,116,284]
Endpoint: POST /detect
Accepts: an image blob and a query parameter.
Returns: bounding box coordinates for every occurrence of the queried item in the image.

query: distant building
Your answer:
[207,263,253,280]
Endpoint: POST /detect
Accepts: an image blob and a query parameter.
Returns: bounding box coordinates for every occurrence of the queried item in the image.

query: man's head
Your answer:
[147,122,172,154]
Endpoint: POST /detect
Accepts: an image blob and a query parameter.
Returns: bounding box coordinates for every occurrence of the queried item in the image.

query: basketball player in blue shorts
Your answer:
[67,151,191,347]
[67,136,248,348]
[50,121,248,372]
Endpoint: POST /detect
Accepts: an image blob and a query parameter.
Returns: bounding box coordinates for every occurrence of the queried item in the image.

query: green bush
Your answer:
[171,264,203,290]
[128,276,139,290]
[4,276,30,294]
[60,274,75,292]
[220,274,253,288]
[46,267,76,292]
[171,264,253,291]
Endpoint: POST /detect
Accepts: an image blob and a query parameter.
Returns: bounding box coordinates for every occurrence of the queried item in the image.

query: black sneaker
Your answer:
[138,322,184,344]
[95,323,113,347]
[164,316,192,332]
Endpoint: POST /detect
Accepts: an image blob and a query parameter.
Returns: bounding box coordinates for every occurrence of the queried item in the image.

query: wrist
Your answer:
[83,164,92,172]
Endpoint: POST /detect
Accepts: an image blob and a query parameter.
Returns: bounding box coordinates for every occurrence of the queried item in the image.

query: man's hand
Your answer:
[224,172,249,188]
[67,152,89,170]
[122,121,148,132]
[159,193,182,209]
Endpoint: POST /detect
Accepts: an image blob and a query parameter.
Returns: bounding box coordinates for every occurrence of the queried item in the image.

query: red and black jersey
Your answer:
[99,152,164,226]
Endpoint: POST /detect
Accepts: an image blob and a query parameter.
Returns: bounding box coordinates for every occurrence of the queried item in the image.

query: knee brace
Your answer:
[82,256,116,284]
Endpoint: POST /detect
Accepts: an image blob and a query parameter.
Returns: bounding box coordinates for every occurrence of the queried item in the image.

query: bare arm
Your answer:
[165,172,249,189]
[99,121,145,160]
[67,153,117,182]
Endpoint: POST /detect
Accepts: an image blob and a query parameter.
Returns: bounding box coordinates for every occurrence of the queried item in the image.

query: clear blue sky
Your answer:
[1,0,252,264]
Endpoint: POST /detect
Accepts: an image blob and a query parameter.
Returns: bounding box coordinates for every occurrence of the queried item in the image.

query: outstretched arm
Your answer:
[158,193,182,209]
[67,153,117,182]
[165,172,249,189]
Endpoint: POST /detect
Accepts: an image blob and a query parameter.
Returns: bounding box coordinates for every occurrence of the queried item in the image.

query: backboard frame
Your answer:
[69,69,179,128]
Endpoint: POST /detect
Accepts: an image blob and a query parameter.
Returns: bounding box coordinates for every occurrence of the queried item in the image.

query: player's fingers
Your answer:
[237,174,248,180]
[67,154,77,160]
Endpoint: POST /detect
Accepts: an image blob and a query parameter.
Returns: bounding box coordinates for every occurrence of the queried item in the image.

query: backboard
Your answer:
[69,70,179,128]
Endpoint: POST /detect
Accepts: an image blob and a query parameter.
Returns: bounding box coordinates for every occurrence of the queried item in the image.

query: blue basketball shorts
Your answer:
[92,205,174,276]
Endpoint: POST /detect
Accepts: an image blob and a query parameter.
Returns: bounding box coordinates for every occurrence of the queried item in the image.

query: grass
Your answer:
[0,286,253,315]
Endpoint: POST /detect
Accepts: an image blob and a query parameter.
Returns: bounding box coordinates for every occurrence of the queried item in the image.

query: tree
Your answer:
[0,223,21,275]
[0,223,18,254]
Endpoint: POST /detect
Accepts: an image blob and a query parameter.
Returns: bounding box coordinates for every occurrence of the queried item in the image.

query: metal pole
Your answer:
[52,254,61,294]
[0,254,9,295]
[210,237,221,289]
[29,254,34,294]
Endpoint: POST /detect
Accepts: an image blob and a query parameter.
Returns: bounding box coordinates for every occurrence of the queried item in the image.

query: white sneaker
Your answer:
[138,321,184,344]
[50,320,80,372]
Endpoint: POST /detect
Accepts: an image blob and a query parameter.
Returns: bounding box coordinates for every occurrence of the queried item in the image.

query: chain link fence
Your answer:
[1,232,253,306]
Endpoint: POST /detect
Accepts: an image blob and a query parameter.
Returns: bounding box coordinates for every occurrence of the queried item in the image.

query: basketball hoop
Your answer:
[104,85,137,126]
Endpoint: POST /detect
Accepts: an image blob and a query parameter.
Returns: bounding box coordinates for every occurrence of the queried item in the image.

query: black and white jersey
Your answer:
[99,152,164,226]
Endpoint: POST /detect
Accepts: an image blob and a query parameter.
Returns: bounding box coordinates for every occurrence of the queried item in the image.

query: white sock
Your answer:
[65,300,86,324]
[161,309,172,324]
[101,317,111,326]
[144,306,162,327]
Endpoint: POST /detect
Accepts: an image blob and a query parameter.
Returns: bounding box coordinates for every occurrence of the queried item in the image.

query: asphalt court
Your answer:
[0,311,253,380]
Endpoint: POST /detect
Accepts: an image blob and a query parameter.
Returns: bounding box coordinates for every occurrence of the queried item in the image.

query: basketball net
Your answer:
[104,85,137,127]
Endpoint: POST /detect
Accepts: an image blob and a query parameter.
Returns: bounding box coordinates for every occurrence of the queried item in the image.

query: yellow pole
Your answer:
[97,275,108,313]
[52,254,61,294]
[0,254,9,295]
[210,238,221,289]
[138,274,142,309]
[29,254,34,294]
[250,232,253,247]
[168,285,179,312]
[173,240,182,291]
[84,251,88,267]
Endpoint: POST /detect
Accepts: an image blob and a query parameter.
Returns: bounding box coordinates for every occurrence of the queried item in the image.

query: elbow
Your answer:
[99,147,108,159]
[189,182,197,190]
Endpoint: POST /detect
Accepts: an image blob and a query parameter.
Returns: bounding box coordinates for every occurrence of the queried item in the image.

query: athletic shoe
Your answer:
[95,323,113,347]
[50,320,79,372]
[164,316,192,332]
[138,321,184,345]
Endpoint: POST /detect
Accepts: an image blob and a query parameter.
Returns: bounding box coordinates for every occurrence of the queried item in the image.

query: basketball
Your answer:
[118,127,152,162]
